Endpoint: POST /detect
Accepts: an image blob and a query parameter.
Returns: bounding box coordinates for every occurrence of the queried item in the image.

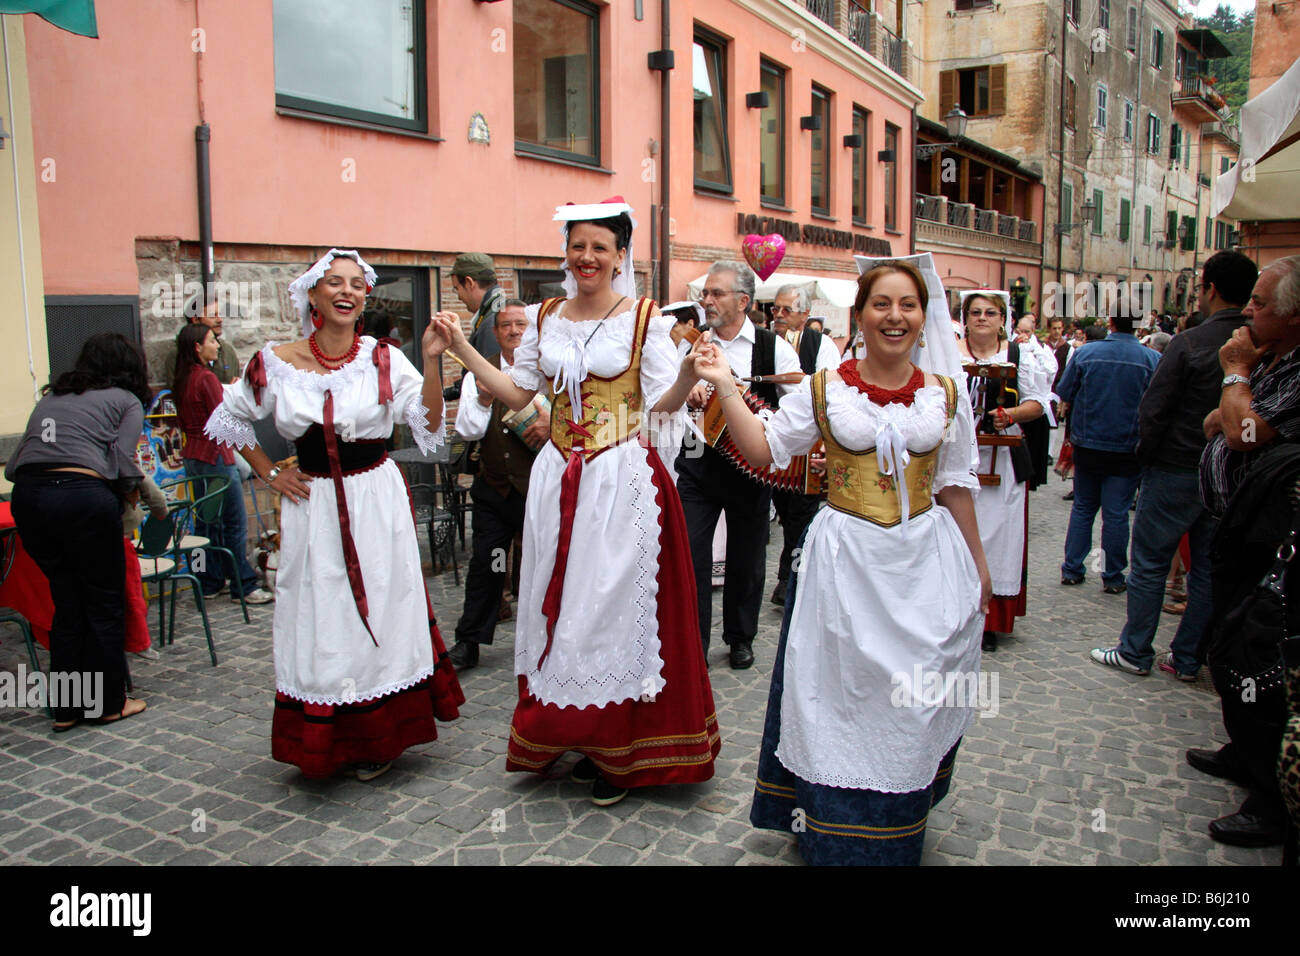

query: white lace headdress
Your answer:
[288,248,378,337]
[552,197,639,301]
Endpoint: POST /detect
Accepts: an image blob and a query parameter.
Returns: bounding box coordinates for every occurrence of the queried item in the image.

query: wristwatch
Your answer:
[1221,374,1251,389]
[263,466,281,484]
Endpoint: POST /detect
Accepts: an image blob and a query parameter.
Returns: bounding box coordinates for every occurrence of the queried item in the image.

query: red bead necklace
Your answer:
[309,331,361,370]
[837,358,925,407]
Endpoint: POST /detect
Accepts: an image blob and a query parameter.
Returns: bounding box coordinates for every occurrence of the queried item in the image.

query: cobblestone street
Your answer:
[0,481,1280,866]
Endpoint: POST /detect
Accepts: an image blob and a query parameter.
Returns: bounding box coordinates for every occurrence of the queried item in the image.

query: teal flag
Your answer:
[0,1,97,38]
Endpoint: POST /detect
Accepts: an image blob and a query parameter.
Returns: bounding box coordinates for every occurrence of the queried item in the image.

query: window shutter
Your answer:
[989,64,1006,115]
[939,70,957,115]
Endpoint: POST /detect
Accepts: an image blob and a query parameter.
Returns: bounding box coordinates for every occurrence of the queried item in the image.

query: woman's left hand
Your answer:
[423,311,461,364]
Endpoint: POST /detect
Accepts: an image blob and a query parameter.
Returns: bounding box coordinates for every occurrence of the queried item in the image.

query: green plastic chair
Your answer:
[137,503,217,665]
[160,475,252,624]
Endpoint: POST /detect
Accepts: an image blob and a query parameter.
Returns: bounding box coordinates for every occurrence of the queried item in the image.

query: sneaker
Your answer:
[354,761,392,782]
[1089,647,1150,676]
[1157,653,1197,682]
[591,776,629,807]
[570,756,599,784]
[239,588,275,605]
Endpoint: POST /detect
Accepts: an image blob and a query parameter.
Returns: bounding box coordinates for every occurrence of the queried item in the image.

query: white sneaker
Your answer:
[133,647,161,661]
[1089,646,1150,676]
[239,587,275,605]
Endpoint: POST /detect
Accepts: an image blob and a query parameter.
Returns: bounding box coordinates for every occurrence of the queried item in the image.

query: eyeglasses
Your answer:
[699,288,735,300]
[771,305,797,315]
[966,309,1003,319]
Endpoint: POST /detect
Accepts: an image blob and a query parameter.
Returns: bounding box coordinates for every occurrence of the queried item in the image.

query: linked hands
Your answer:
[425,311,467,365]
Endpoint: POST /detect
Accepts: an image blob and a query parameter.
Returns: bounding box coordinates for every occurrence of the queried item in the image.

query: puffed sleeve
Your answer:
[204,346,276,450]
[764,379,821,470]
[934,376,980,494]
[1015,346,1052,414]
[454,372,491,441]
[387,343,445,455]
[506,303,543,392]
[640,313,688,475]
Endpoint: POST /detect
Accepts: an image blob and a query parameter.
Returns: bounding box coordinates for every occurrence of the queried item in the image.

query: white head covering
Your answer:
[288,248,379,337]
[958,289,1014,339]
[661,300,705,325]
[552,197,638,301]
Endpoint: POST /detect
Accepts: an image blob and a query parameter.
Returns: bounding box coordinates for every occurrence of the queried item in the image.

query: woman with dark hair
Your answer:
[173,323,271,604]
[957,291,1048,651]
[693,256,987,865]
[204,249,464,782]
[432,198,719,807]
[5,333,153,730]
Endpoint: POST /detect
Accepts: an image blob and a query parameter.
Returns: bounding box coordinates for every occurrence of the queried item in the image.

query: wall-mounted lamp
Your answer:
[647,49,674,71]
[915,107,970,159]
[842,133,863,148]
[1055,198,1097,234]
[877,148,896,162]
[745,91,770,109]
[800,115,822,131]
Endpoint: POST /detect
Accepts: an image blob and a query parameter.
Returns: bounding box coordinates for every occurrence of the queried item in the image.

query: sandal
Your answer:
[91,698,147,725]
[1162,601,1187,615]
[52,718,82,733]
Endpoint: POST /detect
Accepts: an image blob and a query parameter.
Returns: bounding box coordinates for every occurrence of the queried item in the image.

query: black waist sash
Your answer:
[295,424,387,477]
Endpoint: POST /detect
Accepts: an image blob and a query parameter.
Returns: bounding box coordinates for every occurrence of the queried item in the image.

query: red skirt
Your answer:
[272,590,465,779]
[983,490,1029,635]
[506,445,722,789]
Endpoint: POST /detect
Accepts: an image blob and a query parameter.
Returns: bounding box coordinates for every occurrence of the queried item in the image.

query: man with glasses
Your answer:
[768,285,838,606]
[677,261,801,669]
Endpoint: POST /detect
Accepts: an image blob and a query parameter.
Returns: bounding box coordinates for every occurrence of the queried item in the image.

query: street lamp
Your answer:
[1055,197,1096,234]
[916,107,969,159]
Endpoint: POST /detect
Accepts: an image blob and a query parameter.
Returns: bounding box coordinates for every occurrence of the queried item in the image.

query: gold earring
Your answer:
[919,330,927,348]
[614,266,621,277]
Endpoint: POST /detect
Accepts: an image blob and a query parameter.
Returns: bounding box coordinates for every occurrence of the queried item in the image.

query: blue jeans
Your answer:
[1061,455,1140,587]
[183,458,259,595]
[1116,467,1214,674]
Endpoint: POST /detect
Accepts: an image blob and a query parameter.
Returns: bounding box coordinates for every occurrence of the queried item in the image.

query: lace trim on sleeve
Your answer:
[204,405,257,450]
[405,397,446,455]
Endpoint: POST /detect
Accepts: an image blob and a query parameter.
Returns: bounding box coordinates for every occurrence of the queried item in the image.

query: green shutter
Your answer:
[1092,189,1103,235]
[1144,204,1152,244]
[1120,199,1131,242]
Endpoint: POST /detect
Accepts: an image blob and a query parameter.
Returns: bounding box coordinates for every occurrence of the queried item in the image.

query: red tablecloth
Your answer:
[0,501,151,652]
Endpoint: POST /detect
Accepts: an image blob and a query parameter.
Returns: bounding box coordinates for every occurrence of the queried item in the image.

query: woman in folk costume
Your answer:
[431,198,720,807]
[205,249,464,781]
[957,290,1049,652]
[693,255,990,865]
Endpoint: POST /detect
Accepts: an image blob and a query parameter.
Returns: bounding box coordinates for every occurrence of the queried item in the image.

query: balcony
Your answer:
[840,0,910,81]
[1202,119,1240,147]
[805,0,835,27]
[916,193,1041,258]
[1172,75,1230,123]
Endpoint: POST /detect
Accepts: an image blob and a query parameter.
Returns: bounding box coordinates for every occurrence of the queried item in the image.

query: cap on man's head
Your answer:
[451,252,497,282]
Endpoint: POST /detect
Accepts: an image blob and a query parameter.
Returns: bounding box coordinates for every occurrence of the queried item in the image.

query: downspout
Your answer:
[909,106,918,254]
[658,0,671,303]
[1128,0,1146,309]
[1054,0,1069,288]
[196,125,214,298]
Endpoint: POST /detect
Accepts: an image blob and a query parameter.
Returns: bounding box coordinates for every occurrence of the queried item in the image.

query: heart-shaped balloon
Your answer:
[741,233,786,282]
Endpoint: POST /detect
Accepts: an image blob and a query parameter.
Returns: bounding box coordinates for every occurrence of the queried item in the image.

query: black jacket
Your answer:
[1136,308,1249,471]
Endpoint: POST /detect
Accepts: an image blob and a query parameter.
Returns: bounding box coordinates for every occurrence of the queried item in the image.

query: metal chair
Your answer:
[137,504,218,665]
[160,475,252,624]
[0,527,51,717]
[409,483,459,585]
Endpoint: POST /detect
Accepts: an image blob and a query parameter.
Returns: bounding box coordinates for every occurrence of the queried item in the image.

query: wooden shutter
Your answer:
[939,70,957,115]
[989,64,1007,115]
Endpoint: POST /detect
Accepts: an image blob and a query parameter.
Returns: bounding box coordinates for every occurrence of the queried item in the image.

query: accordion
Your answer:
[694,385,825,495]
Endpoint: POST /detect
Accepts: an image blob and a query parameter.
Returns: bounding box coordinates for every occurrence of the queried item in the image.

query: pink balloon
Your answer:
[741,234,786,282]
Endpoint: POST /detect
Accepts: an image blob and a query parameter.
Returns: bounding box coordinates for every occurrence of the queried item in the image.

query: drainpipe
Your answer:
[196,124,214,300]
[1053,0,1069,288]
[910,106,918,254]
[658,0,671,302]
[1128,0,1146,310]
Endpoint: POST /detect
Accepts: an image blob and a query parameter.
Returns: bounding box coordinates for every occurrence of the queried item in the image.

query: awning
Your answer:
[1177,28,1231,60]
[1213,57,1300,221]
[0,1,97,37]
[686,270,859,308]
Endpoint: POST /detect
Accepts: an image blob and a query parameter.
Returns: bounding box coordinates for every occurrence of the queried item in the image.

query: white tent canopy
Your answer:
[1213,57,1300,221]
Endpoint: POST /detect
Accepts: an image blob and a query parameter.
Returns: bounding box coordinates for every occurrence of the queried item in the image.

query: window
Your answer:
[759,61,786,206]
[1123,100,1135,141]
[1062,181,1073,234]
[1065,77,1076,129]
[1205,216,1213,249]
[1099,0,1111,31]
[852,105,870,225]
[1166,209,1178,244]
[514,0,600,164]
[810,86,832,215]
[1181,214,1196,251]
[1095,84,1108,129]
[954,0,994,9]
[1146,113,1161,154]
[517,268,568,304]
[1067,0,1080,26]
[938,65,1007,118]
[1120,198,1131,242]
[693,30,732,192]
[274,0,427,132]
[1169,123,1181,164]
[1126,6,1138,53]
[368,268,431,372]
[1092,188,1103,236]
[1221,155,1231,174]
[883,123,899,230]
[1152,28,1165,70]
[1216,220,1228,249]
[1143,204,1152,244]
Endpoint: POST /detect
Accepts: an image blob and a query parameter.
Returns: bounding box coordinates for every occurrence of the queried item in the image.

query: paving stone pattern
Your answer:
[0,484,1280,865]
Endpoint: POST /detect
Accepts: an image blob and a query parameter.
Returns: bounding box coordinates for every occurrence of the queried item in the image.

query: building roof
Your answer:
[917,117,1043,181]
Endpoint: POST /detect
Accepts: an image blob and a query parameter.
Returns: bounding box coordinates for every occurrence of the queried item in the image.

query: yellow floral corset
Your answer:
[542,297,655,462]
[811,369,958,528]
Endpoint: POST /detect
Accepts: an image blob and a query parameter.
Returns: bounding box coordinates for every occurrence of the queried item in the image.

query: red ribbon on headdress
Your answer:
[322,390,378,647]
[244,351,267,406]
